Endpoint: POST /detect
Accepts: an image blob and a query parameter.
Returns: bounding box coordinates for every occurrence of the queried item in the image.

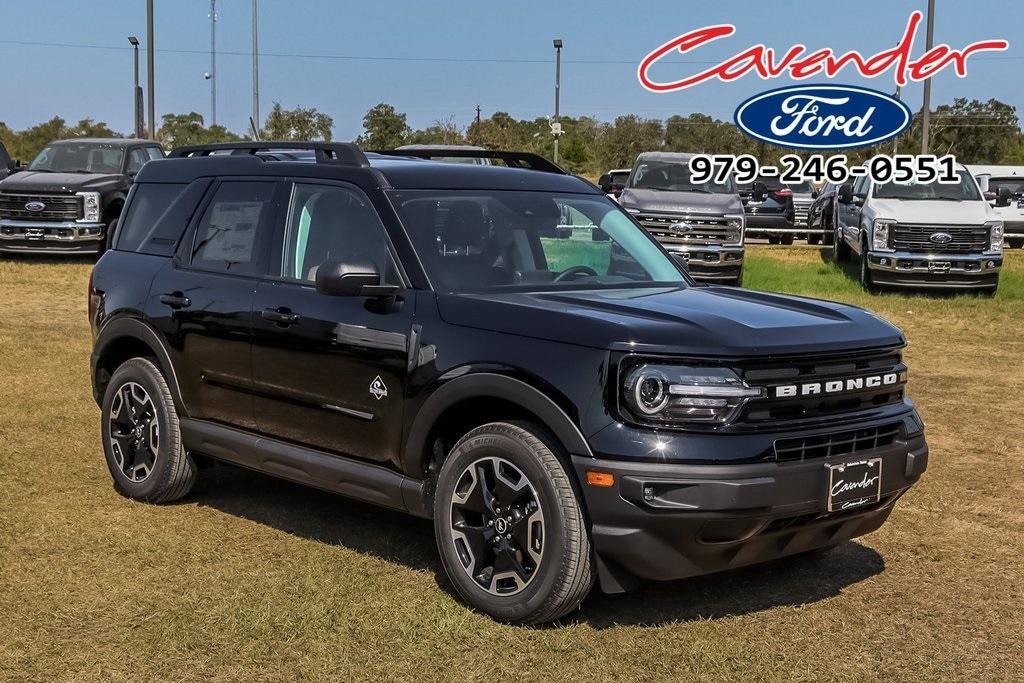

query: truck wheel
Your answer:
[808,234,821,245]
[833,228,850,261]
[434,421,594,624]
[100,357,196,503]
[780,234,794,246]
[1008,238,1024,249]
[768,235,780,245]
[859,244,879,294]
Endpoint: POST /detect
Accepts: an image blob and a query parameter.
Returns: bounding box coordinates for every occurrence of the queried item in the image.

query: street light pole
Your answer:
[128,36,143,139]
[146,0,155,139]
[552,38,562,165]
[252,0,260,136]
[209,0,217,127]
[920,0,935,155]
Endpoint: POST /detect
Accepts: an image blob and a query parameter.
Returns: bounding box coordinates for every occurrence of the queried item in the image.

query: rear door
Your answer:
[147,179,285,430]
[250,179,415,466]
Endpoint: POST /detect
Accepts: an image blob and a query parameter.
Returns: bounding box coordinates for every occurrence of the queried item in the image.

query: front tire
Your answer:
[101,357,196,503]
[433,422,594,624]
[1008,238,1024,249]
[808,233,821,245]
[859,243,879,294]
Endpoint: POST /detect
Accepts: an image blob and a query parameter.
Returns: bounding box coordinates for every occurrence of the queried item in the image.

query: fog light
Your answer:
[880,258,889,266]
[987,260,995,269]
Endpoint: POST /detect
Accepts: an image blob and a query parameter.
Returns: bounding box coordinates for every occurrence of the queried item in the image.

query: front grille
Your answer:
[793,199,812,227]
[0,193,82,221]
[773,422,901,462]
[736,347,906,425]
[891,223,988,254]
[635,212,736,246]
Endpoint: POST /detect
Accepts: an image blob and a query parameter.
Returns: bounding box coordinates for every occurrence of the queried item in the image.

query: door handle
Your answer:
[261,307,300,326]
[158,293,191,309]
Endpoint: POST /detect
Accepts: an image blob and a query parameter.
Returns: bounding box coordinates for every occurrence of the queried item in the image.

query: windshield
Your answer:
[29,142,124,173]
[874,170,982,201]
[389,190,687,293]
[628,160,735,194]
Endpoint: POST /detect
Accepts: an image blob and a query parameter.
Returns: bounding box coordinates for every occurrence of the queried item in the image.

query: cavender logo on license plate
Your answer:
[827,458,882,512]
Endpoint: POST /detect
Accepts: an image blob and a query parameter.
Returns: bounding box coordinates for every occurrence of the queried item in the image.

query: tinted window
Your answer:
[146,146,164,161]
[29,142,125,173]
[191,182,277,274]
[874,171,981,201]
[989,178,1024,196]
[126,148,148,174]
[280,183,400,284]
[391,190,685,293]
[115,183,187,253]
[629,160,735,194]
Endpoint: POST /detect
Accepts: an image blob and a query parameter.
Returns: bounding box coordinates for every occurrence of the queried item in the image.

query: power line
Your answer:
[0,38,1020,65]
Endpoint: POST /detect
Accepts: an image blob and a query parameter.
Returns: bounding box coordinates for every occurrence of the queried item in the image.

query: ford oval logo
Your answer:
[24,201,46,212]
[734,84,913,150]
[670,222,693,234]
[929,232,953,244]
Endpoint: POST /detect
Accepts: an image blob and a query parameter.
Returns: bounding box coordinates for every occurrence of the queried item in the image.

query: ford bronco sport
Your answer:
[90,142,928,624]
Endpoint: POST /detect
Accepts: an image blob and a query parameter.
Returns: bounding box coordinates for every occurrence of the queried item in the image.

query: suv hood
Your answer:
[0,171,124,193]
[437,286,903,357]
[619,188,743,215]
[870,198,994,224]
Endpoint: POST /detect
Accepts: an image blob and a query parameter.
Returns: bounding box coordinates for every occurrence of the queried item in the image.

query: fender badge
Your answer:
[369,376,388,400]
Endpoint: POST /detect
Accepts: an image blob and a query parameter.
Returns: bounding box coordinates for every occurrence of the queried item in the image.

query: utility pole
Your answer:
[252,0,260,134]
[128,36,143,138]
[475,105,481,125]
[208,0,217,127]
[920,0,935,155]
[146,0,155,139]
[893,84,901,155]
[552,39,563,165]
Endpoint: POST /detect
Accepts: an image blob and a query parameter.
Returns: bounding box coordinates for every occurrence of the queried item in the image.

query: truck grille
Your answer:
[634,212,736,246]
[736,347,906,425]
[0,193,82,221]
[891,223,988,254]
[773,422,901,462]
[793,199,812,227]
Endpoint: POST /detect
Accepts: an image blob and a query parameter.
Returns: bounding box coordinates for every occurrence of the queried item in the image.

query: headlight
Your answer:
[985,220,1004,254]
[724,213,745,245]
[77,192,101,223]
[872,218,895,252]
[621,362,763,426]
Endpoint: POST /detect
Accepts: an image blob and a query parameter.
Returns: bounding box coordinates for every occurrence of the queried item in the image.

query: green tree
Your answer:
[158,112,244,148]
[596,115,664,171]
[405,117,466,145]
[356,103,410,149]
[262,102,334,141]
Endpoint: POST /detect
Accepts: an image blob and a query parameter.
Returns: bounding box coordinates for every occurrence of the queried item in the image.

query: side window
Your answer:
[853,176,869,197]
[280,183,400,285]
[115,183,187,253]
[126,148,149,174]
[191,181,277,274]
[146,146,164,161]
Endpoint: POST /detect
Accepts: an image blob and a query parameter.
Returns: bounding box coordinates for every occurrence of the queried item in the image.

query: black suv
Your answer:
[0,137,164,255]
[89,142,928,624]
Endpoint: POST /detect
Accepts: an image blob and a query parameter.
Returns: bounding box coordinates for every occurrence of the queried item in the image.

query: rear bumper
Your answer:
[573,427,927,585]
[660,243,744,282]
[866,250,1001,289]
[0,219,105,254]
[744,214,793,232]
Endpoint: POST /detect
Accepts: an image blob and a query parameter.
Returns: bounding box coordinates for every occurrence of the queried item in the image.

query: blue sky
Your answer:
[0,1,1020,139]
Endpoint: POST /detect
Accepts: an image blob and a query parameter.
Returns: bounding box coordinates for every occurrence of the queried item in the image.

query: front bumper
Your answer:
[573,414,927,586]
[867,250,1001,289]
[0,219,105,254]
[661,243,744,282]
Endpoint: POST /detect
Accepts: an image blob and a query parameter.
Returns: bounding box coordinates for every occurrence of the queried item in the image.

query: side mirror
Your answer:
[315,259,399,298]
[751,181,768,201]
[996,186,1013,207]
[597,174,612,192]
[812,189,820,199]
[837,183,853,204]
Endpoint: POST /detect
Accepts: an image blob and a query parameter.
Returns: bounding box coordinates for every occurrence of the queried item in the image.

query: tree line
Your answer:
[2,97,1021,177]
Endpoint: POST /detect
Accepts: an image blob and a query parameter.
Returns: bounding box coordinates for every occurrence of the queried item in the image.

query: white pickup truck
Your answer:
[832,166,1004,294]
[969,165,1024,249]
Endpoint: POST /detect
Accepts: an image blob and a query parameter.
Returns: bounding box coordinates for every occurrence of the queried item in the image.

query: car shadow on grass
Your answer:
[190,461,885,628]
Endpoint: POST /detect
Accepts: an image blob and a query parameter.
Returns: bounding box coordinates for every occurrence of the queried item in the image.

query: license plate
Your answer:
[827,458,882,512]
[25,228,45,240]
[928,261,951,272]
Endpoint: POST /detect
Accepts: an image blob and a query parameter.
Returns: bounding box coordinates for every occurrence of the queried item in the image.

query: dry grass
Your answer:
[1,248,1022,682]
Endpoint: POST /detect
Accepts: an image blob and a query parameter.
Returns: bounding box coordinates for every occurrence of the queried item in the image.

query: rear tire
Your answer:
[1008,238,1024,249]
[780,234,794,246]
[100,357,196,503]
[808,233,821,245]
[433,421,594,624]
[768,235,780,245]
[833,226,850,262]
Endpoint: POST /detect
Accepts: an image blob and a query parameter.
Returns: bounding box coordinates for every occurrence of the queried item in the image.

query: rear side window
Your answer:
[190,181,277,274]
[115,183,187,253]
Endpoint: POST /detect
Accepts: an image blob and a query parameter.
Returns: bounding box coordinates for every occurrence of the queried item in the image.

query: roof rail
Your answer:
[370,148,567,175]
[168,141,369,167]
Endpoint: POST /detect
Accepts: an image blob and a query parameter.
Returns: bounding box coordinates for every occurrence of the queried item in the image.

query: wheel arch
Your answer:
[92,317,184,412]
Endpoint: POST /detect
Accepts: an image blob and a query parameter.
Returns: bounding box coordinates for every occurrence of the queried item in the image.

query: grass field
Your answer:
[1,247,1023,681]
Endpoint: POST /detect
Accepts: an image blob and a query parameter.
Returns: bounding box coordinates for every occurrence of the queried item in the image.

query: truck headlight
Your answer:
[76,192,101,223]
[724,214,745,245]
[872,218,895,252]
[985,220,1004,254]
[622,362,763,426]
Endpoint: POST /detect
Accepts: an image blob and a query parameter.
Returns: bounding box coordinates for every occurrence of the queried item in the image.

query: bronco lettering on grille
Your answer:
[774,372,899,398]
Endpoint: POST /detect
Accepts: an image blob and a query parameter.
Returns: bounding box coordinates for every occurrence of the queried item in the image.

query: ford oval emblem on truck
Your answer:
[734,84,912,150]
[25,201,46,212]
[930,232,953,244]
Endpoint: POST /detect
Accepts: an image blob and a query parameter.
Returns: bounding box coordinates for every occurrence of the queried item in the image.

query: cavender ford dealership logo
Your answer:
[637,11,1008,150]
[774,372,901,399]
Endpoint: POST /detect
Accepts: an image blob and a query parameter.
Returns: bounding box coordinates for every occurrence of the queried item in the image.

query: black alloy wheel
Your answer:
[107,381,160,483]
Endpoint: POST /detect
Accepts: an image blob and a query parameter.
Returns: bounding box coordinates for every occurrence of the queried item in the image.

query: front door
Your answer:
[251,180,414,466]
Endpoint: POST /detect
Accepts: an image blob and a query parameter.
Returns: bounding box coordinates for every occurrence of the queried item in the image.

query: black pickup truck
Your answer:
[89,142,928,624]
[0,141,17,181]
[0,138,164,255]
